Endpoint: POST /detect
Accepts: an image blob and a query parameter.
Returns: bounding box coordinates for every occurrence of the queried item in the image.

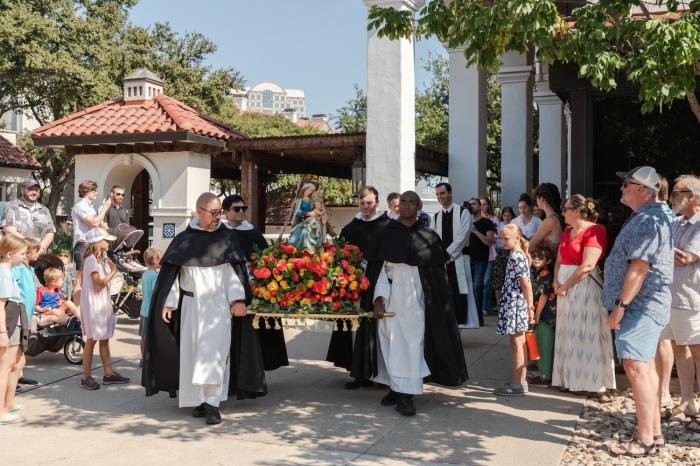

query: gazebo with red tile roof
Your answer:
[31,69,249,251]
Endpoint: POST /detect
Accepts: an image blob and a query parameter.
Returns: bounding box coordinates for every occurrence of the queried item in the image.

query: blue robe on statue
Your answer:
[288,198,323,251]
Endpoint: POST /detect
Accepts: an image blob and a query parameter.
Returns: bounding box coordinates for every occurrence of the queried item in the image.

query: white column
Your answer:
[534,67,566,194]
[497,51,534,210]
[443,44,487,204]
[364,0,425,199]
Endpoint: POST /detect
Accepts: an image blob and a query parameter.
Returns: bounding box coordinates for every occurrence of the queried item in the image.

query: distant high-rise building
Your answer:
[232,81,305,117]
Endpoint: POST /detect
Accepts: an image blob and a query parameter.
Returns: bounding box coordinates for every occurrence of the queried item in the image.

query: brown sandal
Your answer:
[611,437,657,458]
[661,405,683,422]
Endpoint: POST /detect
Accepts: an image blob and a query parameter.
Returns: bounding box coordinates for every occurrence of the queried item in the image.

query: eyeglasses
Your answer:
[229,206,248,213]
[199,208,223,217]
[671,190,692,198]
[112,192,124,197]
[531,254,544,260]
[622,180,643,188]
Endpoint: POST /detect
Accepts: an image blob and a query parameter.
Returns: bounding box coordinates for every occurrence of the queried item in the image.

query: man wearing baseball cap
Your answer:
[604,166,673,457]
[1,178,56,253]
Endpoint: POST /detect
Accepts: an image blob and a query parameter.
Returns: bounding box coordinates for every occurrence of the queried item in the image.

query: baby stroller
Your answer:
[26,253,85,365]
[107,224,145,319]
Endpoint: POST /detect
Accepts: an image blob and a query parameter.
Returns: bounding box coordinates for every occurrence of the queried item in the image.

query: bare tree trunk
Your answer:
[685,88,700,125]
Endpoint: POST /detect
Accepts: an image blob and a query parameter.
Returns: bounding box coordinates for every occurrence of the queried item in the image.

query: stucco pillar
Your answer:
[443,43,487,203]
[364,0,424,199]
[497,51,534,209]
[534,67,566,194]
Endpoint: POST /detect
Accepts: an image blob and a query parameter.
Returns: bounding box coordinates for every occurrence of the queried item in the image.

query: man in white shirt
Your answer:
[430,182,478,327]
[71,180,110,269]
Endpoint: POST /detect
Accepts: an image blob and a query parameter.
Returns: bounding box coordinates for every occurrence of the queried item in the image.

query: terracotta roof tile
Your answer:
[0,135,41,169]
[32,94,248,141]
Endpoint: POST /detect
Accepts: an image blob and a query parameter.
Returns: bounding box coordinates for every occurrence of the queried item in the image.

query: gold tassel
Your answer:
[304,320,310,331]
[333,320,338,331]
[351,319,360,331]
[314,321,319,331]
[342,318,348,331]
[294,318,299,330]
[265,318,271,330]
[274,319,281,330]
[252,316,260,329]
[284,319,289,331]
[324,321,330,331]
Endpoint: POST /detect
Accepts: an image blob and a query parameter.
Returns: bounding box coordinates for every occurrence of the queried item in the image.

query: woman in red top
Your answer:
[551,195,616,396]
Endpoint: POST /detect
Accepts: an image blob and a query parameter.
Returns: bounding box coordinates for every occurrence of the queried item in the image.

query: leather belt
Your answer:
[180,288,194,297]
[75,241,88,246]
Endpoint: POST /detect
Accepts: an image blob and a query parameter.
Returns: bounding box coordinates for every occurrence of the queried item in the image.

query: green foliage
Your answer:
[368,1,700,122]
[270,175,354,207]
[333,84,367,133]
[216,100,321,138]
[2,0,247,221]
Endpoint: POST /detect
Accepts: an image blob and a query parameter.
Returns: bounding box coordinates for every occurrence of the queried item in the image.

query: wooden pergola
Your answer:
[226,132,448,228]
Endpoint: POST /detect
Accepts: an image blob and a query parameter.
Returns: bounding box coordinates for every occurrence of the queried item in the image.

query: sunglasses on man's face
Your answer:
[229,206,248,213]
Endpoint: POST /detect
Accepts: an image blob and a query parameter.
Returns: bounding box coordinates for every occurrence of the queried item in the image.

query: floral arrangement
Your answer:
[249,238,370,315]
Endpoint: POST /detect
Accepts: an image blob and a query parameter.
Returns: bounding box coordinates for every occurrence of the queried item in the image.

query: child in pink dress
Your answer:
[79,228,130,390]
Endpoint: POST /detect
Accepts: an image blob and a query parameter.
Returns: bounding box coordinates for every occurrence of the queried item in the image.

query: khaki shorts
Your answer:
[659,307,700,345]
[9,325,21,346]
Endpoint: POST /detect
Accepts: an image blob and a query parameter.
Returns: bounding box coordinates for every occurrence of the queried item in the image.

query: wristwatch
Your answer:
[614,298,629,309]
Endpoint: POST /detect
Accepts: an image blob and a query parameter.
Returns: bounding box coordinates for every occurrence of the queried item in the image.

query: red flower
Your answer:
[280,244,296,255]
[333,301,341,310]
[360,276,370,290]
[253,268,271,279]
[286,292,295,300]
[292,258,306,269]
[339,288,346,297]
[313,281,325,294]
[303,291,312,298]
[340,260,350,270]
[307,262,324,275]
[250,253,258,260]
[323,295,333,302]
[344,244,360,256]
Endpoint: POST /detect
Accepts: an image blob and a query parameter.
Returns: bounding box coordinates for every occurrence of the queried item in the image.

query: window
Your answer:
[262,90,273,108]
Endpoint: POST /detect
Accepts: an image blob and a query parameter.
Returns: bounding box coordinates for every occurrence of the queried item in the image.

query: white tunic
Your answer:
[165,262,246,408]
[373,262,430,395]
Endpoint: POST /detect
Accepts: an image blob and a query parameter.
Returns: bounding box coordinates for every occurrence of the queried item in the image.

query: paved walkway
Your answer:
[5,313,586,465]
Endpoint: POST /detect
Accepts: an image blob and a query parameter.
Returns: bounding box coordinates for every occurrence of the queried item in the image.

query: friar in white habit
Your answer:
[142,193,267,425]
[355,191,468,416]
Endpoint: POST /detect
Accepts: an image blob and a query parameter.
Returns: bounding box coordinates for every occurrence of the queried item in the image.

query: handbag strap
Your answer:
[566,228,604,289]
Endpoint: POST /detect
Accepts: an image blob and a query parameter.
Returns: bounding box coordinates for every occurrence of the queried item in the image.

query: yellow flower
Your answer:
[306,280,315,289]
[274,274,283,281]
[299,269,306,276]
[347,266,356,273]
[263,290,272,300]
[349,281,358,291]
[280,280,289,290]
[269,297,277,304]
[300,298,311,306]
[267,281,279,291]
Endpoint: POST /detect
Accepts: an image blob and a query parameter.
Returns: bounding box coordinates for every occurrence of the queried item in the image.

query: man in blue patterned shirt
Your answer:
[604,166,673,458]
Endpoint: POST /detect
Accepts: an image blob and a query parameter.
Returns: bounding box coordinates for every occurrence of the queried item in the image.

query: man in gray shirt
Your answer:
[2,178,55,252]
[658,175,700,430]
[604,166,673,458]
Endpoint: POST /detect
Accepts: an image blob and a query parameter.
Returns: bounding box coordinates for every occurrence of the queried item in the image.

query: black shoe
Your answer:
[15,385,21,394]
[396,395,416,416]
[192,403,205,418]
[345,378,375,390]
[381,389,401,406]
[204,403,221,424]
[479,320,484,327]
[18,376,38,385]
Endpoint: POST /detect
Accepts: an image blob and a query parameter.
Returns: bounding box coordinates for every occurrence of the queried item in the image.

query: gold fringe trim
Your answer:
[246,311,394,331]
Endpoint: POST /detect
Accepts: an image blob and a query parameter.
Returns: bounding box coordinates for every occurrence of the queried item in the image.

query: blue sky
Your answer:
[128,0,446,122]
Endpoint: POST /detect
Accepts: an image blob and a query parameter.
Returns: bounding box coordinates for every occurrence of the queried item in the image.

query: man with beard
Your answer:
[99,185,130,229]
[330,186,391,389]
[353,191,468,415]
[222,194,288,372]
[657,175,700,431]
[2,178,55,254]
[143,193,266,425]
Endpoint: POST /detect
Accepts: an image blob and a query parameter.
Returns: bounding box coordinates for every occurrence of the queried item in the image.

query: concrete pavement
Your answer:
[4,313,585,465]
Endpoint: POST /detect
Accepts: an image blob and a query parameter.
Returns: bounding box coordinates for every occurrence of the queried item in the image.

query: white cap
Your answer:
[616,166,661,192]
[85,228,117,244]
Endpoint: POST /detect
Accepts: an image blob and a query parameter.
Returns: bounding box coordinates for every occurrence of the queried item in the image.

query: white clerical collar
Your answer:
[442,204,454,214]
[354,210,385,222]
[235,220,254,230]
[190,218,220,232]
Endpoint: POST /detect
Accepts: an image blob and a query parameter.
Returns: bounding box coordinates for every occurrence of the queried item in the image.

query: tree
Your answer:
[367,0,700,123]
[332,54,505,178]
[1,1,246,222]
